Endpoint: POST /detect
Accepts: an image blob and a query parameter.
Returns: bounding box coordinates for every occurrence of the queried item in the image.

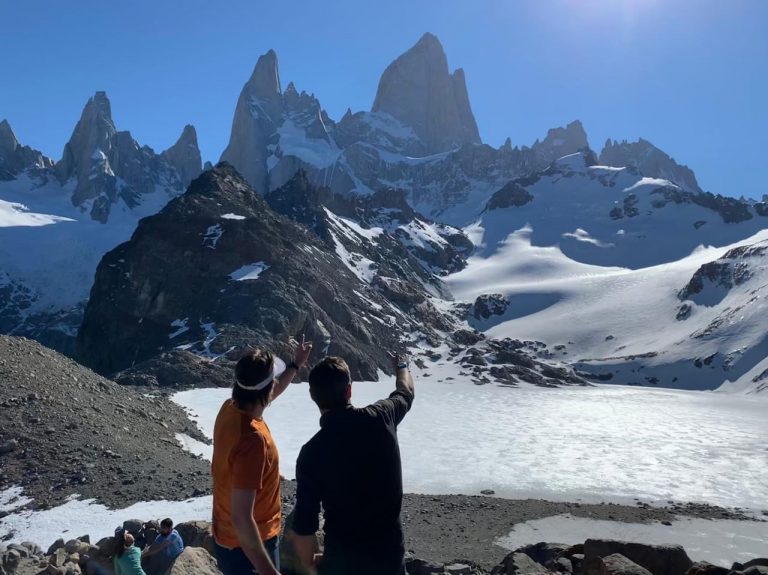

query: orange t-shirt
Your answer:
[211,399,281,548]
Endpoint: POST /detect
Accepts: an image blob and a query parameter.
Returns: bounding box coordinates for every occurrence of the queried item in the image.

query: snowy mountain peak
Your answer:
[56,91,117,194]
[599,137,702,194]
[371,33,481,154]
[161,124,202,188]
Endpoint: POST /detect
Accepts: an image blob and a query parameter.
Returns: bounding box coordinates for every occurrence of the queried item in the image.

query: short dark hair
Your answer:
[308,356,351,410]
[233,349,275,409]
[160,518,173,529]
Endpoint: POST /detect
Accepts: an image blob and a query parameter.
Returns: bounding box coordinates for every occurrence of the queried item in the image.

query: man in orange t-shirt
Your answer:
[212,339,312,575]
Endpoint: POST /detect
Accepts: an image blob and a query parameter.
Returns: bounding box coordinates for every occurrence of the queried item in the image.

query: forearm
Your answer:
[272,364,298,400]
[293,534,318,575]
[395,367,414,396]
[234,520,277,574]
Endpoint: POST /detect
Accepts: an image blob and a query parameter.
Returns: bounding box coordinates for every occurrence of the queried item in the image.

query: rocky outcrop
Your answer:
[161,124,203,188]
[372,33,481,155]
[219,50,283,192]
[55,92,199,222]
[679,240,767,304]
[532,121,590,165]
[76,163,416,379]
[583,539,693,575]
[599,138,702,194]
[0,120,53,179]
[0,336,210,509]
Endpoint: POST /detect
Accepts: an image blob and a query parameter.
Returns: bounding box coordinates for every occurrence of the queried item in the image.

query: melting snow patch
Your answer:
[202,224,223,249]
[168,318,189,339]
[229,262,269,281]
[221,213,246,220]
[562,228,614,248]
[0,490,212,547]
[497,514,768,567]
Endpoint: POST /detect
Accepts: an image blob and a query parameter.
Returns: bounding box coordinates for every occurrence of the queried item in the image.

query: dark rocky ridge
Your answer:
[76,163,422,380]
[0,120,53,180]
[0,336,210,510]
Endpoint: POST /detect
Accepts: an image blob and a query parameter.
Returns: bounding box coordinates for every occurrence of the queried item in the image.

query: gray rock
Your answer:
[491,551,549,575]
[600,138,702,194]
[602,554,654,575]
[372,33,481,155]
[0,119,53,179]
[219,49,282,193]
[162,124,203,189]
[168,547,222,575]
[584,539,692,575]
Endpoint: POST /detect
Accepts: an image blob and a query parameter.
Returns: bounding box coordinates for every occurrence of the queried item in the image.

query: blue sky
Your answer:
[1,0,766,199]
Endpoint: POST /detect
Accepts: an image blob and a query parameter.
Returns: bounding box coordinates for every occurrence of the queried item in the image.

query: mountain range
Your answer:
[1,33,765,395]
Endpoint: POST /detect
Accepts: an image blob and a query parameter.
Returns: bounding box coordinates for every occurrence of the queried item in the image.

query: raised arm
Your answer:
[272,335,313,401]
[392,352,414,398]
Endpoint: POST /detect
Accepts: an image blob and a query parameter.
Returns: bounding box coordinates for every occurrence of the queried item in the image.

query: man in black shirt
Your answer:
[292,354,414,575]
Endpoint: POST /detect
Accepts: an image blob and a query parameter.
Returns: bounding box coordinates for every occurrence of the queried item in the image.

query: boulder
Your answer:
[739,560,768,571]
[47,540,66,556]
[686,562,730,575]
[50,549,68,568]
[743,568,768,575]
[601,554,654,575]
[584,540,692,575]
[517,542,570,567]
[175,520,215,556]
[491,551,550,575]
[168,547,222,575]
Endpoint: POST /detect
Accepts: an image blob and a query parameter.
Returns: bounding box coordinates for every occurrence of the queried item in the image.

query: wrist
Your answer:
[288,360,301,371]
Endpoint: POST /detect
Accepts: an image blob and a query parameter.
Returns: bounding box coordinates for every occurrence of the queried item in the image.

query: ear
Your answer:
[345,383,352,401]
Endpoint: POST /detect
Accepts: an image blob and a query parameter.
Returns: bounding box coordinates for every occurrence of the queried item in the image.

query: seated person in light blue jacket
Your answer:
[142,518,185,575]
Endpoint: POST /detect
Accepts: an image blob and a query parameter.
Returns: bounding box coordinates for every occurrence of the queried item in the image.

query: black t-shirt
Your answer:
[292,389,414,556]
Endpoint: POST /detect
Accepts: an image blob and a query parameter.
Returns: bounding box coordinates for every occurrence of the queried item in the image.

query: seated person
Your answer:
[142,518,184,575]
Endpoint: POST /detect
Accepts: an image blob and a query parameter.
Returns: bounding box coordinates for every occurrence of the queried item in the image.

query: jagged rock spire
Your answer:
[162,124,202,188]
[372,33,481,154]
[220,49,284,192]
[56,91,117,190]
[0,119,54,179]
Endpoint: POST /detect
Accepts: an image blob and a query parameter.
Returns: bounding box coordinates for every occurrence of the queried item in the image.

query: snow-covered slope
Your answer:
[471,152,768,269]
[0,96,201,352]
[446,210,768,392]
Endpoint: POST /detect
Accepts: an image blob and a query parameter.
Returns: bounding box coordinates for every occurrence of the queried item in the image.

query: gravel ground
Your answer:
[0,336,755,569]
[279,481,753,570]
[0,336,211,510]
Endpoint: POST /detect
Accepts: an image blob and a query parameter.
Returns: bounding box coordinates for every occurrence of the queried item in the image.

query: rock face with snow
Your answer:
[371,32,481,155]
[600,138,702,194]
[56,91,201,222]
[0,120,53,179]
[219,35,589,218]
[0,93,202,354]
[474,151,767,269]
[76,163,440,379]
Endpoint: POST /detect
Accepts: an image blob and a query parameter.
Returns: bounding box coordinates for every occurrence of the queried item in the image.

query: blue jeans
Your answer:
[215,537,280,575]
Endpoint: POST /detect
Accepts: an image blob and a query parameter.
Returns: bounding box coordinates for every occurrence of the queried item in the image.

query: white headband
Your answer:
[235,357,287,390]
